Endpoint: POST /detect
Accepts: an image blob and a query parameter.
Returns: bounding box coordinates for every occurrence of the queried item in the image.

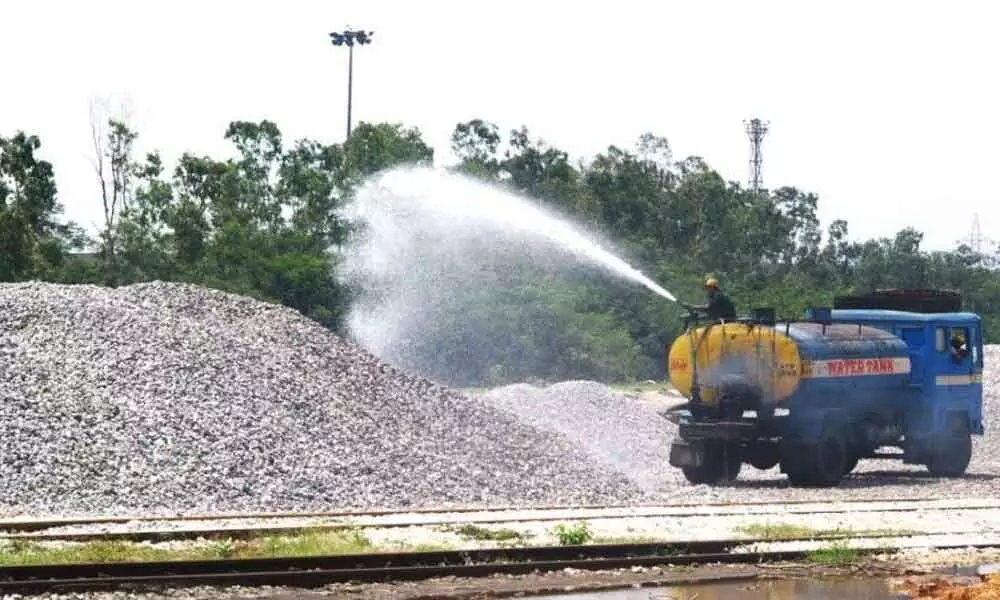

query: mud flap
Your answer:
[669,439,704,468]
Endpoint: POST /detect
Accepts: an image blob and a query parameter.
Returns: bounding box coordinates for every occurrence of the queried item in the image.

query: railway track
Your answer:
[4,522,996,545]
[2,534,999,595]
[3,497,997,541]
[1,496,992,531]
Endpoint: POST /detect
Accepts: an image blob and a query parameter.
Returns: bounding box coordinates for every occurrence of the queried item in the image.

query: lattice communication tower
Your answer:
[744,118,770,196]
[964,213,995,255]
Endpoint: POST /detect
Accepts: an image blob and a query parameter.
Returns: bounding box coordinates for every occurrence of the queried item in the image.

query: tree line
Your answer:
[1,111,996,386]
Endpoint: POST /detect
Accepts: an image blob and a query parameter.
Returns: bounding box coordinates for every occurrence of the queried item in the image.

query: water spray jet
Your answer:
[336,166,680,380]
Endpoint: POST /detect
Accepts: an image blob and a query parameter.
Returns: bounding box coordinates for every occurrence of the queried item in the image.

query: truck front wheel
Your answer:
[926,419,972,477]
[682,441,742,484]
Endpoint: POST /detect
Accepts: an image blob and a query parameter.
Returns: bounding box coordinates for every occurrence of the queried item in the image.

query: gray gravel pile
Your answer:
[0,281,645,517]
[480,381,676,492]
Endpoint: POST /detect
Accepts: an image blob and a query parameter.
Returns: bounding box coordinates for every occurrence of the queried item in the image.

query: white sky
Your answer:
[1,0,997,252]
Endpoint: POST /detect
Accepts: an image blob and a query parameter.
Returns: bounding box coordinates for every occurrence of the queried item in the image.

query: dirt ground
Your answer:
[224,550,1000,600]
[891,575,1000,600]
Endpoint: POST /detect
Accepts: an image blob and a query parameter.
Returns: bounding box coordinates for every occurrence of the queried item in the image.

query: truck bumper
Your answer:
[669,439,705,468]
[679,421,757,441]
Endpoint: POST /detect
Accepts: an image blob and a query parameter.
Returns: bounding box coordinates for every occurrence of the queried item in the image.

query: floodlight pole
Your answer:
[346,43,354,139]
[329,28,374,140]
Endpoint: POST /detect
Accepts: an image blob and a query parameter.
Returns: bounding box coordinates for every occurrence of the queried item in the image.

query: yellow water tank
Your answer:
[667,323,803,405]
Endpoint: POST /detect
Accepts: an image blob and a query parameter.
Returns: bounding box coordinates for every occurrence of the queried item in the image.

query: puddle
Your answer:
[533,577,911,599]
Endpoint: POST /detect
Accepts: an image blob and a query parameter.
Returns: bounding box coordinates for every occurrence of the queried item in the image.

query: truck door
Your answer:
[969,320,985,434]
[933,324,975,399]
[898,326,926,387]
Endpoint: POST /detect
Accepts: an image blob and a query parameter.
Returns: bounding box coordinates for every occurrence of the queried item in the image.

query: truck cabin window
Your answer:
[948,327,969,362]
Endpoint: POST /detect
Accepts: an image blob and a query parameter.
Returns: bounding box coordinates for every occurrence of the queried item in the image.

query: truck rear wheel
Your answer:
[682,441,742,485]
[782,422,848,487]
[926,420,972,477]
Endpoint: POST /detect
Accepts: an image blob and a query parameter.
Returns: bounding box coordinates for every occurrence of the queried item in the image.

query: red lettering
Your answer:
[802,357,902,378]
[825,358,897,376]
[670,358,689,372]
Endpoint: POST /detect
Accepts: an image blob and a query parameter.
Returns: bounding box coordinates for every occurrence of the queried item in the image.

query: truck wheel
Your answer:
[748,443,780,470]
[926,420,972,477]
[682,442,742,484]
[783,423,848,487]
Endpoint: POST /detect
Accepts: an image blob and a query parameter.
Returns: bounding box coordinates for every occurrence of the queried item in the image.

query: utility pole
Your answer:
[743,118,769,196]
[329,28,374,140]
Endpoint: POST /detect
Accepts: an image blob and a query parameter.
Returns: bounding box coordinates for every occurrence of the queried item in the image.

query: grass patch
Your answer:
[805,542,862,566]
[0,528,375,566]
[738,523,818,540]
[736,523,920,541]
[551,521,593,546]
[443,524,531,543]
[593,536,663,544]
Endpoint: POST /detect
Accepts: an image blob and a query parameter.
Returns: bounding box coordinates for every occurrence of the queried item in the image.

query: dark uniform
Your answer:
[704,289,736,321]
[682,278,737,321]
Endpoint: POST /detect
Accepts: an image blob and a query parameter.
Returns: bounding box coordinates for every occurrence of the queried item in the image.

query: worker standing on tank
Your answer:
[681,278,737,321]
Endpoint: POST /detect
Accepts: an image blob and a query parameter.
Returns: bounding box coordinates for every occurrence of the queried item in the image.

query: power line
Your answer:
[743,118,769,196]
[329,28,374,140]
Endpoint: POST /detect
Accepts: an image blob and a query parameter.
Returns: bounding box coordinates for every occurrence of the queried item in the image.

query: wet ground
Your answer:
[303,556,1000,600]
[531,577,910,599]
[307,564,914,599]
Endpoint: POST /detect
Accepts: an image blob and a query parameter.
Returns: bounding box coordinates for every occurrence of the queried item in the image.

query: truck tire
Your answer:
[748,442,780,470]
[682,441,742,484]
[782,422,848,487]
[926,419,972,477]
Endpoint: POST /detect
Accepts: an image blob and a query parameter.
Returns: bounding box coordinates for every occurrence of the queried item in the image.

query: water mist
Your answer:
[336,166,677,384]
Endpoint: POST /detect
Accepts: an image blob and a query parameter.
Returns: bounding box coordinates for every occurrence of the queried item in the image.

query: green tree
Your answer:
[0,132,86,281]
[6,112,1000,385]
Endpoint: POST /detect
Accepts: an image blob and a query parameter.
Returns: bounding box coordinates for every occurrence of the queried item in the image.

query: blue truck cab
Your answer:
[827,308,984,467]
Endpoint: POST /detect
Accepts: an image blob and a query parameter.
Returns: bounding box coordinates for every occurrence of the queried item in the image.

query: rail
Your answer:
[1,497,992,534]
[2,534,1000,594]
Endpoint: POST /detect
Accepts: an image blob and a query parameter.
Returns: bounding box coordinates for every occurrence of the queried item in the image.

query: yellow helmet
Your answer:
[704,277,719,289]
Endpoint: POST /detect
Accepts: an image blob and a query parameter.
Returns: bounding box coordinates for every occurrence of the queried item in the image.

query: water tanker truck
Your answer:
[664,289,984,487]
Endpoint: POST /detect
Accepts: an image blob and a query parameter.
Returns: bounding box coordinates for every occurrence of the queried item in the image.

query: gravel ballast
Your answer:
[480,381,677,493]
[1,280,997,517]
[0,281,645,517]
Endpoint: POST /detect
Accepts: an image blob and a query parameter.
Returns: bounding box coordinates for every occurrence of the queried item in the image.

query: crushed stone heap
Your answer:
[0,281,645,517]
[480,381,677,492]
